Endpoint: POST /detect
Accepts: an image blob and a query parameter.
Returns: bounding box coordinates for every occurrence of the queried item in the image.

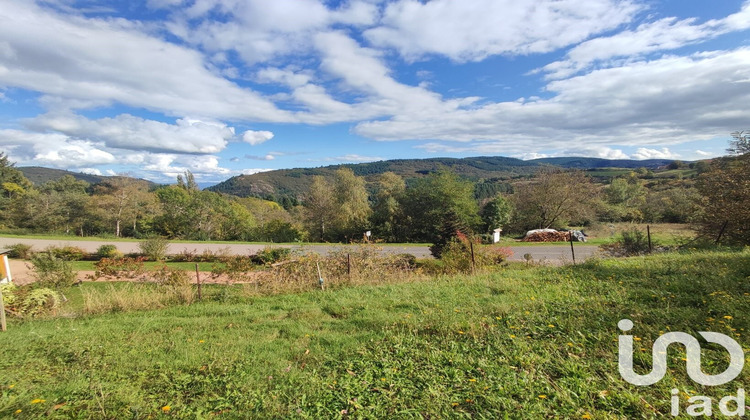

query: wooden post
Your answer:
[469,241,476,274]
[316,262,324,291]
[716,221,729,244]
[569,232,576,265]
[647,225,653,253]
[195,263,202,301]
[347,253,351,281]
[0,286,6,332]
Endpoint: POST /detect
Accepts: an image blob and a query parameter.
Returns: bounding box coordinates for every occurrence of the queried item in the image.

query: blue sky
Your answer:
[0,0,749,184]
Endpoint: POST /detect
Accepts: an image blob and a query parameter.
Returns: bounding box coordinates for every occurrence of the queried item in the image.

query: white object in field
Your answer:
[0,254,11,284]
[492,228,502,243]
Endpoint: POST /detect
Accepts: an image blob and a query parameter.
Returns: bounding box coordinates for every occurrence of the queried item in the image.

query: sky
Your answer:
[0,0,749,184]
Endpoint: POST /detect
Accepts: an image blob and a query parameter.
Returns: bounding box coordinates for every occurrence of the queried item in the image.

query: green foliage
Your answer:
[96,244,122,259]
[139,236,169,261]
[1,283,61,317]
[251,247,291,265]
[599,227,656,257]
[401,170,481,245]
[480,194,513,232]
[30,252,77,289]
[5,243,33,259]
[45,245,86,261]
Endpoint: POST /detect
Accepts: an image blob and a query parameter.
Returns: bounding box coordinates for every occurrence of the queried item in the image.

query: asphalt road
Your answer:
[0,237,599,263]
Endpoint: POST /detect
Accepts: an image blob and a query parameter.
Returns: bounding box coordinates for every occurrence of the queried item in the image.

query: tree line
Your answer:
[0,133,748,246]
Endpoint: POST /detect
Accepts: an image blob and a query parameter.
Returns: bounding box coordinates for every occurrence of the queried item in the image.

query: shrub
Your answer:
[153,264,190,287]
[152,265,194,304]
[46,245,86,261]
[1,283,61,317]
[251,247,291,265]
[30,252,77,289]
[5,243,33,259]
[212,255,256,284]
[139,237,169,261]
[96,244,121,259]
[600,227,655,257]
[94,256,146,278]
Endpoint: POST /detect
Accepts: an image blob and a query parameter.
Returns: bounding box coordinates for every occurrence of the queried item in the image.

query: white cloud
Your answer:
[0,129,116,168]
[357,48,750,150]
[80,168,102,176]
[365,0,641,62]
[631,147,678,160]
[0,1,292,122]
[242,130,274,145]
[695,150,711,156]
[29,113,236,154]
[168,0,379,65]
[541,1,750,79]
[329,154,384,163]
[245,154,275,161]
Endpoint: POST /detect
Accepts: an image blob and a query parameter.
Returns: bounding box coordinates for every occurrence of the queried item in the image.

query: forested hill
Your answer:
[529,157,675,169]
[207,155,678,202]
[18,166,156,187]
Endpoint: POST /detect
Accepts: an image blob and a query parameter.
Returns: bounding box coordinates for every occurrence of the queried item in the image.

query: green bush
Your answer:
[30,252,77,289]
[96,244,122,259]
[600,227,656,257]
[1,283,61,317]
[5,243,33,259]
[251,247,291,265]
[139,237,169,261]
[46,245,86,261]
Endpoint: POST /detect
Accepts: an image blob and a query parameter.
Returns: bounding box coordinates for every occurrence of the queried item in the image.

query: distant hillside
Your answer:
[530,157,675,169]
[19,166,155,187]
[207,156,542,202]
[211,155,686,202]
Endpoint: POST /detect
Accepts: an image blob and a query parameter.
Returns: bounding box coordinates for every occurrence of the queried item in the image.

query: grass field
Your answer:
[1,249,748,418]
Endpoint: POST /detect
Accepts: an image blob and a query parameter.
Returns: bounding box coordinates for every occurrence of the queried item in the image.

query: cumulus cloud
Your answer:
[0,1,291,122]
[631,147,678,160]
[29,113,236,154]
[540,1,750,79]
[242,130,274,145]
[357,48,750,150]
[245,154,275,161]
[329,154,384,163]
[365,0,641,62]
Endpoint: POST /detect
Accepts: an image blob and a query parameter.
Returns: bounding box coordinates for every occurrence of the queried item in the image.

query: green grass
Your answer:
[1,250,749,418]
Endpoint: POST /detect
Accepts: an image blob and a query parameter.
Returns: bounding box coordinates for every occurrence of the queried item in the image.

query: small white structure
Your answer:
[492,228,503,243]
[0,250,11,284]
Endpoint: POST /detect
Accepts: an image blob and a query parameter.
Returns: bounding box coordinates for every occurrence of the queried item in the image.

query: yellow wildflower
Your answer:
[538,395,547,399]
[30,399,45,404]
[162,406,171,412]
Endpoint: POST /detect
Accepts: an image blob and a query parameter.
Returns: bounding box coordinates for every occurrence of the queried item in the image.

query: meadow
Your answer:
[1,249,749,418]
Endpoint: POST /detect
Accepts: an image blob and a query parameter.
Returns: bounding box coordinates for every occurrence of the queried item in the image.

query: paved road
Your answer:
[0,237,599,263]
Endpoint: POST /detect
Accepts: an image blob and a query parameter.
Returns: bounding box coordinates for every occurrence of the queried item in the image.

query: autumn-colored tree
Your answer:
[696,153,750,245]
[511,169,598,231]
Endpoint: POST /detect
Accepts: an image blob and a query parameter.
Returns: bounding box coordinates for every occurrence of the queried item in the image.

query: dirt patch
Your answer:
[6,258,263,286]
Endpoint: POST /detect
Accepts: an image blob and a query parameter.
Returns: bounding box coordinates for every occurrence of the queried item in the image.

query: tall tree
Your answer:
[480,194,513,233]
[371,172,406,242]
[400,170,481,244]
[303,176,336,242]
[696,153,750,244]
[512,169,598,231]
[332,168,371,240]
[728,130,750,155]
